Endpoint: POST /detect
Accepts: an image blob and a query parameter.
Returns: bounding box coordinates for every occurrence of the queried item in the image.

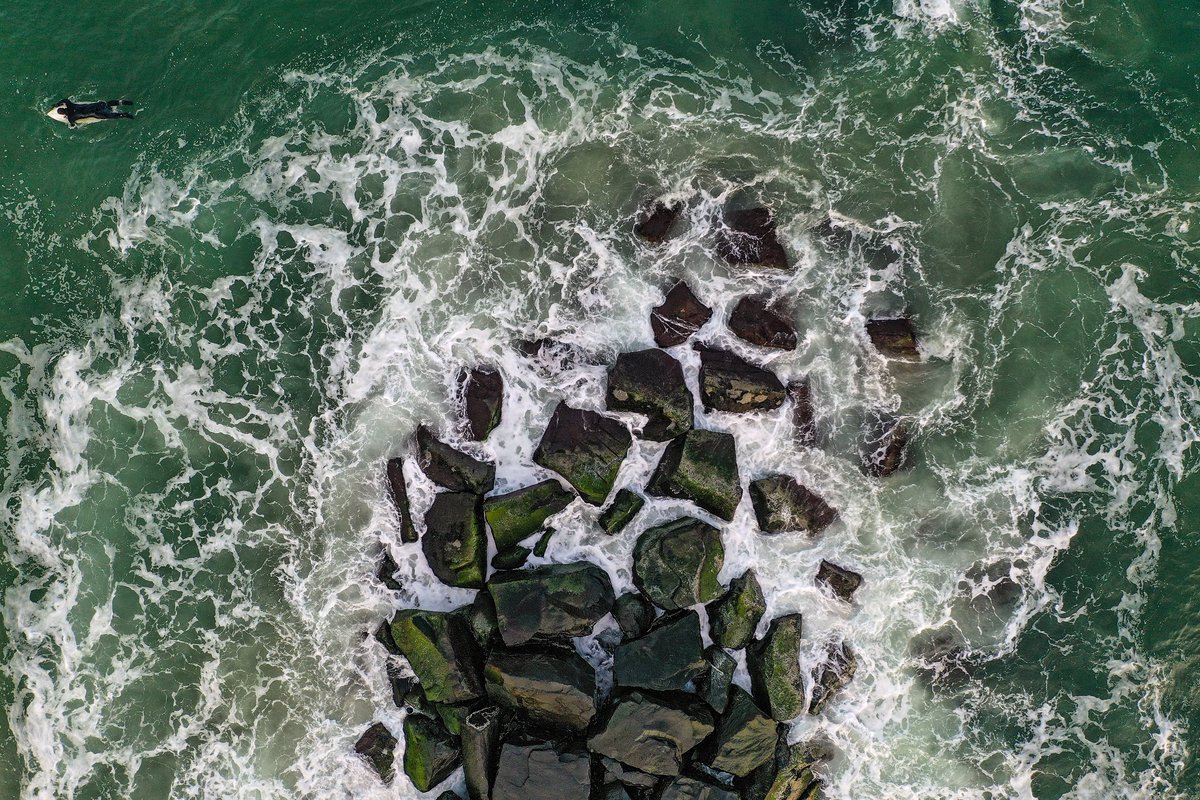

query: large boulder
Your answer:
[703,686,779,777]
[385,457,418,543]
[652,280,713,347]
[646,429,742,521]
[415,425,496,493]
[807,640,857,715]
[533,402,632,505]
[491,740,593,800]
[483,480,575,552]
[746,614,806,721]
[614,610,706,693]
[587,691,716,776]
[815,560,862,603]
[606,349,693,441]
[740,736,824,800]
[708,569,766,650]
[402,714,461,792]
[749,476,836,535]
[484,648,597,732]
[460,367,504,440]
[632,517,725,610]
[699,645,737,713]
[660,776,740,800]
[462,706,502,800]
[862,412,910,477]
[786,381,816,448]
[488,562,615,646]
[715,208,789,269]
[386,663,419,709]
[612,592,656,640]
[376,549,403,592]
[728,296,797,351]
[866,317,919,359]
[635,200,682,243]
[457,590,500,650]
[390,609,484,704]
[423,492,487,588]
[354,722,397,784]
[695,346,786,413]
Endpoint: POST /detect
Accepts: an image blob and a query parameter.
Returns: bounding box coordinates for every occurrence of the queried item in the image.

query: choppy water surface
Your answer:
[2,1,1199,798]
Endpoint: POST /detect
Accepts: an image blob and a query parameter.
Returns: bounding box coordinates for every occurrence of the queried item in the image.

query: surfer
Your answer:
[50,98,134,128]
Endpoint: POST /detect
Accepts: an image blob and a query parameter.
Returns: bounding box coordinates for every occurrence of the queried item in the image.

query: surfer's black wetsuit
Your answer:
[55,98,134,127]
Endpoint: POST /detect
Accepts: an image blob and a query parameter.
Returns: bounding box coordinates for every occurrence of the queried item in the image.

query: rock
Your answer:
[423,491,487,588]
[515,338,596,374]
[749,476,836,535]
[614,610,706,693]
[704,686,779,777]
[532,527,555,557]
[387,663,418,709]
[746,614,805,721]
[484,479,575,552]
[815,561,862,603]
[433,700,482,736]
[415,424,496,493]
[484,648,597,732]
[458,589,500,650]
[376,549,403,592]
[386,457,418,543]
[460,367,504,440]
[588,691,716,776]
[635,200,682,243]
[741,736,823,800]
[908,623,973,689]
[786,381,816,447]
[602,781,636,800]
[715,208,789,269]
[866,317,919,359]
[632,517,725,610]
[959,558,1023,611]
[652,280,713,347]
[390,609,485,704]
[462,706,502,800]
[436,792,464,800]
[599,489,645,535]
[606,349,693,441]
[728,296,797,351]
[374,620,402,656]
[709,569,766,650]
[660,776,740,800]
[600,756,660,791]
[807,640,857,715]
[862,412,909,477]
[488,562,615,646]
[492,546,531,570]
[612,592,656,640]
[533,402,632,505]
[403,714,461,792]
[491,740,593,800]
[695,346,786,413]
[646,429,742,521]
[699,646,737,713]
[354,722,397,784]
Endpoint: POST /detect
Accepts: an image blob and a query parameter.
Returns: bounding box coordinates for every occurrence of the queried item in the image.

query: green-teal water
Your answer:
[2,1,1198,797]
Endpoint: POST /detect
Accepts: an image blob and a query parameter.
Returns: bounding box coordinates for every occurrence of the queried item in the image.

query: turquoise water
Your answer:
[2,1,1198,797]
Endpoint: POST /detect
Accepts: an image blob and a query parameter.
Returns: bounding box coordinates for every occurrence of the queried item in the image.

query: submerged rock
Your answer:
[786,381,816,448]
[862,412,910,478]
[808,640,857,715]
[390,609,484,704]
[908,623,973,689]
[403,714,461,792]
[515,338,596,374]
[488,562,615,646]
[491,740,593,800]
[660,776,740,800]
[646,429,742,521]
[749,476,836,535]
[635,200,682,243]
[423,491,487,589]
[533,402,632,505]
[354,722,397,784]
[709,569,766,650]
[704,686,780,777]
[699,645,737,713]
[415,425,496,494]
[376,549,403,592]
[728,296,797,351]
[696,345,786,413]
[866,317,919,360]
[652,280,713,347]
[462,706,502,800]
[606,349,693,441]
[747,614,805,721]
[483,479,575,552]
[386,457,418,543]
[715,208,789,269]
[612,592,656,640]
[614,609,706,693]
[599,488,645,535]
[815,560,862,603]
[588,691,716,776]
[460,367,504,441]
[485,648,597,732]
[632,517,725,610]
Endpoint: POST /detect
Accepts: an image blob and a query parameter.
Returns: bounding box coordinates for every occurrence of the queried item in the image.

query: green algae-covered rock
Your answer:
[432,700,481,736]
[612,592,656,640]
[587,691,715,776]
[491,740,593,800]
[599,488,645,535]
[533,402,632,505]
[614,609,706,693]
[423,491,487,588]
[461,366,504,441]
[746,614,805,721]
[699,645,737,713]
[491,545,531,571]
[647,429,742,521]
[606,349,693,441]
[462,706,502,800]
[807,640,857,715]
[704,686,780,777]
[633,517,725,610]
[415,424,496,493]
[484,479,575,552]
[488,562,615,646]
[660,776,740,800]
[403,714,461,792]
[709,569,766,650]
[390,608,484,704]
[354,721,397,784]
[741,736,825,800]
[484,648,597,732]
[695,345,786,413]
[749,475,836,535]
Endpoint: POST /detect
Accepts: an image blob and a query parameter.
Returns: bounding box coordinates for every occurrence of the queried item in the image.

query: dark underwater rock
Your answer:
[729,296,797,351]
[485,648,597,732]
[715,208,789,269]
[600,488,645,535]
[709,569,766,650]
[786,381,816,448]
[749,476,836,535]
[747,614,805,722]
[354,721,397,784]
[660,776,740,800]
[652,280,713,347]
[646,429,742,521]
[376,549,403,592]
[533,402,632,505]
[613,592,656,640]
[491,740,593,800]
[807,640,857,715]
[699,645,737,713]
[632,517,725,611]
[704,686,780,777]
[488,562,615,646]
[403,714,461,792]
[606,349,693,441]
[484,479,575,552]
[588,691,716,776]
[423,491,487,588]
[415,424,496,493]
[386,457,418,543]
[390,608,484,704]
[866,317,919,359]
[908,623,973,689]
[462,706,502,800]
[374,619,402,656]
[460,367,504,440]
[862,412,910,478]
[635,200,682,243]
[515,338,596,375]
[614,609,706,693]
[696,346,786,413]
[815,560,862,603]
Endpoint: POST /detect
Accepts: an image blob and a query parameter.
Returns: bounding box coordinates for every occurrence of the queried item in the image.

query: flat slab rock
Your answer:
[484,647,597,732]
[488,562,615,646]
[533,402,632,505]
[715,207,789,269]
[652,280,713,347]
[491,740,592,800]
[749,475,837,535]
[635,200,682,243]
[588,691,716,776]
[729,296,797,351]
[695,345,786,413]
[633,516,725,611]
[606,348,693,441]
[614,609,706,693]
[647,429,742,522]
[415,424,496,493]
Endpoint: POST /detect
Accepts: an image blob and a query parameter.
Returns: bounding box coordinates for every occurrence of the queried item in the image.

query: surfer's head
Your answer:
[53,102,68,117]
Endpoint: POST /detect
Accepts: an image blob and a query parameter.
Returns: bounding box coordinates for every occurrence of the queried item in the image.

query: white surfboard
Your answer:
[47,105,108,126]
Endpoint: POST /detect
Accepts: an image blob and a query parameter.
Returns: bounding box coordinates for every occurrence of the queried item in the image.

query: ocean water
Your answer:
[2,0,1199,797]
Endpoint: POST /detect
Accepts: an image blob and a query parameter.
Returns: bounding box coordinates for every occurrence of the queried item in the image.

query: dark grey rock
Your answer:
[386,457,418,543]
[786,381,816,448]
[492,546,531,571]
[695,345,786,413]
[646,429,742,522]
[488,562,615,646]
[715,208,789,269]
[462,706,502,800]
[866,317,919,359]
[415,424,496,493]
[374,620,401,656]
[390,608,485,704]
[491,740,593,800]
[461,367,504,440]
[632,517,725,611]
[458,589,500,650]
[746,614,805,722]
[613,592,656,640]
[861,412,910,478]
[699,646,737,713]
[815,561,862,603]
[386,663,418,709]
[376,549,403,592]
[533,402,632,506]
[606,349,693,441]
[423,491,487,588]
[484,479,574,552]
[909,623,973,690]
[402,714,460,792]
[728,296,797,351]
[709,569,766,650]
[354,721,397,784]
[808,640,857,715]
[635,200,682,243]
[614,610,706,693]
[740,735,823,800]
[749,476,836,535]
[704,686,780,777]
[587,691,715,776]
[600,756,660,790]
[660,776,740,800]
[600,489,645,535]
[652,280,713,347]
[484,648,597,732]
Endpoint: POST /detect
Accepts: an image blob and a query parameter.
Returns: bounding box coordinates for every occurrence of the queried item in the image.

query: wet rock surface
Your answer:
[704,686,780,777]
[613,591,656,640]
[635,200,682,243]
[709,569,766,650]
[403,714,461,792]
[862,412,910,477]
[633,517,725,610]
[423,491,487,588]
[415,424,496,493]
[647,429,742,521]
[786,381,816,447]
[815,560,862,603]
[866,317,919,359]
[660,776,741,800]
[696,345,786,413]
[491,740,593,800]
[699,645,737,713]
[461,706,501,800]
[728,296,797,351]
[715,208,789,269]
[488,562,615,646]
[588,691,716,776]
[599,488,645,535]
[390,609,485,704]
[376,549,403,592]
[747,614,806,721]
[606,348,693,440]
[484,648,597,732]
[484,479,575,552]
[533,402,632,505]
[614,609,706,693]
[652,280,713,347]
[749,475,836,535]
[354,722,397,784]
[807,640,857,715]
[386,457,418,543]
[460,367,504,440]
